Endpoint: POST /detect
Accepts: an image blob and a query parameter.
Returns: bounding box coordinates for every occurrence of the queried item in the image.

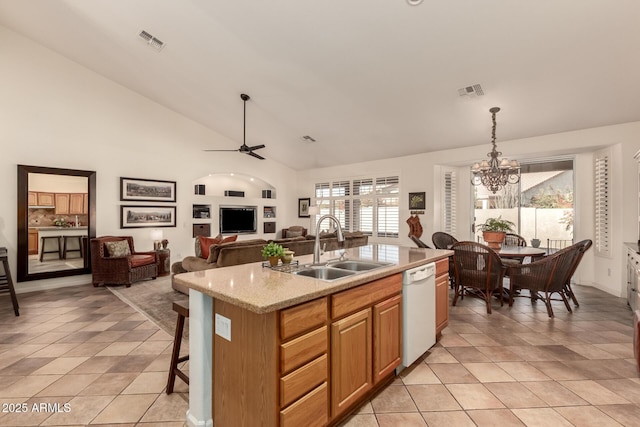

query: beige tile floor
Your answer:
[0,282,638,426]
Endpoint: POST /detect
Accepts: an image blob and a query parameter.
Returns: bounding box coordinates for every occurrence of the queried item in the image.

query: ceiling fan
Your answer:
[205,93,266,160]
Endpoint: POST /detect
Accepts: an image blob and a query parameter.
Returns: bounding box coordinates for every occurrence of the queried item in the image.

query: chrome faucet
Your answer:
[313,214,345,265]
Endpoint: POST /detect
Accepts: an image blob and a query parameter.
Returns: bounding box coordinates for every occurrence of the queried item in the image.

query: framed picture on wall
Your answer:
[409,192,426,210]
[120,205,176,228]
[120,177,176,202]
[298,198,310,218]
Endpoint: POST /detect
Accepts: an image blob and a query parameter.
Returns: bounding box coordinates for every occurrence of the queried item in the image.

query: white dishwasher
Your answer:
[398,262,436,372]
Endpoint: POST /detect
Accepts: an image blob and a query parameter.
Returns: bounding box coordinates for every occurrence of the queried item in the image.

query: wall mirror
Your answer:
[17,165,96,282]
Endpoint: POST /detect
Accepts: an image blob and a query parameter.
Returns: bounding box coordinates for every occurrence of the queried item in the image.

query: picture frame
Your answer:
[409,192,426,210]
[120,177,176,202]
[120,205,176,229]
[298,198,310,218]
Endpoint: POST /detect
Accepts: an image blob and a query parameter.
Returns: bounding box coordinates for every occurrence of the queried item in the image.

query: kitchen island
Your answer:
[35,226,88,259]
[174,244,452,427]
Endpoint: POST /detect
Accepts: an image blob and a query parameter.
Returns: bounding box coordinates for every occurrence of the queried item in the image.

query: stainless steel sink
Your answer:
[293,266,356,281]
[328,260,391,272]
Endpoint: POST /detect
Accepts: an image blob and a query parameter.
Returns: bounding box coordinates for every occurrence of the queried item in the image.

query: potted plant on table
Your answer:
[477,216,515,249]
[262,242,285,267]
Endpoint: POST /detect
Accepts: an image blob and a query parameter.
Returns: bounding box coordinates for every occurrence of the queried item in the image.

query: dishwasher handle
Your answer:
[404,263,435,283]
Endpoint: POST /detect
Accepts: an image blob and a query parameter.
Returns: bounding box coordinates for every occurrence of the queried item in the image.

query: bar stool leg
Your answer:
[0,250,19,316]
[167,301,189,394]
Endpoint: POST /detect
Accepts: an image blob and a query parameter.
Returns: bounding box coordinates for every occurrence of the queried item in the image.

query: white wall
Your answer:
[0,26,297,292]
[297,123,640,297]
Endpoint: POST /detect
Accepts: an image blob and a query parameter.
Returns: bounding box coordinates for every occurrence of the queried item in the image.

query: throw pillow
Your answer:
[287,230,303,237]
[221,235,238,244]
[198,235,222,259]
[105,240,131,257]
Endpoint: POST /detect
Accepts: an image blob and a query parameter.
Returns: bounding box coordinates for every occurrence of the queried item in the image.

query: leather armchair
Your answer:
[90,236,158,288]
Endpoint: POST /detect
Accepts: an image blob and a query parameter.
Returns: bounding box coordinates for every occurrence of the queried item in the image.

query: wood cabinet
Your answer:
[331,308,372,417]
[435,258,450,337]
[330,273,402,419]
[28,228,38,255]
[54,193,70,214]
[212,273,403,426]
[69,193,85,214]
[28,192,37,206]
[373,294,402,383]
[37,192,54,206]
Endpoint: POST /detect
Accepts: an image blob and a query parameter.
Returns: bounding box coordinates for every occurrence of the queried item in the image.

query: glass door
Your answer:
[473,159,574,251]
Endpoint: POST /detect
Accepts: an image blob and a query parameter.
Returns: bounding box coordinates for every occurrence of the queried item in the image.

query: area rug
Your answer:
[107,276,189,338]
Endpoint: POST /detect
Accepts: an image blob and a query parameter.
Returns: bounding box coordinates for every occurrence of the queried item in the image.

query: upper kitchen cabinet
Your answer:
[55,193,70,214]
[37,192,55,206]
[28,192,36,206]
[69,193,85,214]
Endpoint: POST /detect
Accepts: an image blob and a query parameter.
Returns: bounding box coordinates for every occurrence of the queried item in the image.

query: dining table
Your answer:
[496,245,546,260]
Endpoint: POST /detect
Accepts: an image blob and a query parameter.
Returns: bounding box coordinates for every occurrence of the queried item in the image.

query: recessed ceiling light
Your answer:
[407,0,424,5]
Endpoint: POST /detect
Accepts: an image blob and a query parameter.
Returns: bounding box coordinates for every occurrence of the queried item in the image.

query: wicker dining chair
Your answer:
[507,243,581,317]
[562,239,593,307]
[451,241,507,314]
[504,233,527,247]
[409,234,432,249]
[432,232,458,287]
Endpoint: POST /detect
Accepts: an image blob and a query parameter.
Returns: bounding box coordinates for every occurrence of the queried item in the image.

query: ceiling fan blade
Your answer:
[247,144,265,151]
[247,151,265,160]
[203,149,239,152]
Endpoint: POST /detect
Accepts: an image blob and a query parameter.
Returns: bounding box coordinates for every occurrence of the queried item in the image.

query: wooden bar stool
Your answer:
[62,235,83,259]
[167,300,189,394]
[0,248,19,316]
[40,236,62,261]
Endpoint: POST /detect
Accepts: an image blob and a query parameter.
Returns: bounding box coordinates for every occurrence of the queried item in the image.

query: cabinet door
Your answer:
[435,273,449,336]
[28,192,37,206]
[28,230,38,255]
[37,192,54,206]
[331,308,372,418]
[55,193,70,214]
[69,194,84,214]
[373,294,402,384]
[83,193,89,214]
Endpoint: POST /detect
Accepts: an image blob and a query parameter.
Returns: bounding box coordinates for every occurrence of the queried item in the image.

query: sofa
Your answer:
[171,232,368,294]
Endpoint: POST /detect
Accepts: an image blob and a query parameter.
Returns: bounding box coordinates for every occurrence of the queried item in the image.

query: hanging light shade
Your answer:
[471,107,520,193]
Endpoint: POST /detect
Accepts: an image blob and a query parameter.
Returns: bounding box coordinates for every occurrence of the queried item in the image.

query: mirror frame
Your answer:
[17,165,96,282]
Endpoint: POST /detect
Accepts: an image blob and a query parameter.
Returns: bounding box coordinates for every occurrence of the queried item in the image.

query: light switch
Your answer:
[215,313,231,341]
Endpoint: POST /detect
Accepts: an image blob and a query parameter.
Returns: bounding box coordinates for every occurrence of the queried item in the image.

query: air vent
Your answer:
[457,84,484,98]
[138,30,165,52]
[301,135,317,143]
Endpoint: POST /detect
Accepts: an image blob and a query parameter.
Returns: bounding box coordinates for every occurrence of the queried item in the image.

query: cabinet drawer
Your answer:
[435,257,449,277]
[280,354,327,408]
[332,274,402,319]
[280,326,327,374]
[280,382,328,427]
[280,297,327,340]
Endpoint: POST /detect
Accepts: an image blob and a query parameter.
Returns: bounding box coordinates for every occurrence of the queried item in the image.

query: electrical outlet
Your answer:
[215,313,231,341]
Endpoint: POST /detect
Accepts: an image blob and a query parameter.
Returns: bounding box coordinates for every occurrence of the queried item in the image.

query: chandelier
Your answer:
[471,107,520,193]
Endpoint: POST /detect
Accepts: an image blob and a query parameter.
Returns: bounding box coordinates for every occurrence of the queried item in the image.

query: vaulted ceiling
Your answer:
[1,0,639,170]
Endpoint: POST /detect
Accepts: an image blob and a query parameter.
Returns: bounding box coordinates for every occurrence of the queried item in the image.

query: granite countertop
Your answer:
[174,244,452,314]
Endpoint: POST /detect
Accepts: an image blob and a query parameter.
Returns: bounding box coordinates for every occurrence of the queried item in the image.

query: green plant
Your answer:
[477,216,515,233]
[261,242,284,259]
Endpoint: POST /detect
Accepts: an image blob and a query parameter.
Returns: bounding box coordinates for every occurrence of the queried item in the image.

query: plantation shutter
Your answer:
[443,170,457,234]
[594,149,611,258]
[376,176,399,238]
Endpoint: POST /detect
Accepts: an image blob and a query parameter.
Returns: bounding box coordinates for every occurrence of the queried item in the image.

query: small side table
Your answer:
[157,248,170,277]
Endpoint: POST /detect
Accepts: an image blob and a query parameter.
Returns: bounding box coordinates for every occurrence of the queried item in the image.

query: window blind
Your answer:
[443,170,457,234]
[594,149,611,258]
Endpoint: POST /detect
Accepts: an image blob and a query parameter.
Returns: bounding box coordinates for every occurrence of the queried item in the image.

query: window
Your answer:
[594,149,611,257]
[314,175,400,238]
[443,169,457,234]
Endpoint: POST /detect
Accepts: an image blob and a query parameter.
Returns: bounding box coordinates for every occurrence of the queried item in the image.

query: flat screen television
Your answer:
[219,206,257,234]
